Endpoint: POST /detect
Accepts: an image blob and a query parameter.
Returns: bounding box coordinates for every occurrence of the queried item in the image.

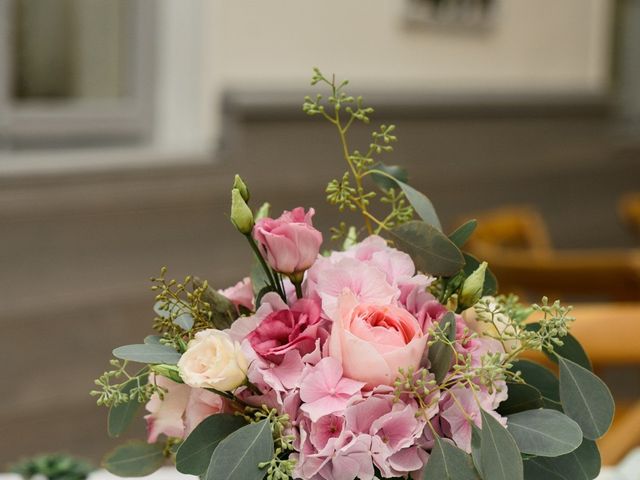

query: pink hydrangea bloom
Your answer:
[299,357,365,421]
[439,385,506,452]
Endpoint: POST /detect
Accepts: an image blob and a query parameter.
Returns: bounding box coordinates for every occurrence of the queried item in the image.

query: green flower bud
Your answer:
[230,188,254,234]
[255,202,271,221]
[233,174,250,202]
[460,261,488,308]
[151,364,183,384]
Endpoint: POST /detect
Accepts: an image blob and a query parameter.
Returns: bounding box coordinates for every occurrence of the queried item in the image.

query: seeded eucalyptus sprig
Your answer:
[91,359,163,408]
[304,67,414,242]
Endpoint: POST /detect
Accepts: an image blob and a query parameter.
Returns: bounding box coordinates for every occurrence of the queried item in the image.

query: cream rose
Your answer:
[178,329,248,391]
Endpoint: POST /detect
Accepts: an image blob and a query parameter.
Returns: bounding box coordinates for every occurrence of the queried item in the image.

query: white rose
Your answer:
[178,329,248,391]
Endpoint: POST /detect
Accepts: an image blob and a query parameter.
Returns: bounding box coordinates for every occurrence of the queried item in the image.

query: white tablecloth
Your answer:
[3,450,640,480]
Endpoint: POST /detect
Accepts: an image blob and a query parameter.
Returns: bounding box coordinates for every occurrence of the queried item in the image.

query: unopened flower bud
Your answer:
[150,364,183,384]
[233,174,250,202]
[255,202,271,221]
[460,261,488,308]
[230,188,254,234]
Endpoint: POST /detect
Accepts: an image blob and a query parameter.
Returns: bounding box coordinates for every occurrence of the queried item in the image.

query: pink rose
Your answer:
[253,207,323,274]
[247,298,326,363]
[329,292,428,386]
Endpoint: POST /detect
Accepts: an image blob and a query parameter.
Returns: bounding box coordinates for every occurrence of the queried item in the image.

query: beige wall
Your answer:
[210,0,613,93]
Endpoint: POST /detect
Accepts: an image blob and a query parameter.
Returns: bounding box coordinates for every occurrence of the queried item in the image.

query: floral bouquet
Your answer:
[93,69,614,480]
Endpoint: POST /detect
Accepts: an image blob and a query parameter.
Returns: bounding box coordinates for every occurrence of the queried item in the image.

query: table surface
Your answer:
[2,451,640,480]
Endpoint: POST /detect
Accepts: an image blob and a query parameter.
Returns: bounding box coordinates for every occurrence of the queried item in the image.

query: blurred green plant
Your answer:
[10,453,93,480]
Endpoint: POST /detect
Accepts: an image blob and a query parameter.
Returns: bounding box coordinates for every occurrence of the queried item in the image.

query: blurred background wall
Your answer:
[0,0,638,467]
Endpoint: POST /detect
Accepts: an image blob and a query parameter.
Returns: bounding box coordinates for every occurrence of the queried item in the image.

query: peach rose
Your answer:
[329,292,428,386]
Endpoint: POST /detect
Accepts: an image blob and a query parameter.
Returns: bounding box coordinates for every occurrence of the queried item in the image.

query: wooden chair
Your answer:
[466,205,552,253]
[619,192,640,240]
[462,206,640,464]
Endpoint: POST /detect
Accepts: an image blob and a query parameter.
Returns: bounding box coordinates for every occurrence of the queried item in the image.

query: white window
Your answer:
[0,0,156,149]
[0,0,214,174]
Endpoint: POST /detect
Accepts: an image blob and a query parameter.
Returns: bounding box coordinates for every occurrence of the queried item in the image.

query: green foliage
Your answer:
[478,409,523,480]
[427,312,457,383]
[558,356,615,440]
[305,67,421,240]
[540,331,592,371]
[389,221,465,276]
[510,360,560,404]
[497,382,543,415]
[523,439,601,480]
[151,268,237,337]
[423,436,479,479]
[102,441,165,477]
[113,343,182,365]
[108,373,149,437]
[448,220,478,248]
[207,419,274,480]
[91,360,162,408]
[176,414,248,475]
[11,454,93,480]
[506,409,582,457]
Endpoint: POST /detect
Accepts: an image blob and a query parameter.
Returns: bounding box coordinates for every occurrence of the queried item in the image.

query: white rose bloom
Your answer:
[178,329,248,391]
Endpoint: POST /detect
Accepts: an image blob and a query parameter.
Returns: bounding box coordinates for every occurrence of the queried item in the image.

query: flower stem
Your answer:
[245,234,287,301]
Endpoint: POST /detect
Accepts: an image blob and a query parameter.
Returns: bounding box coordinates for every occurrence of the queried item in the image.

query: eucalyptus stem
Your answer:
[336,114,374,235]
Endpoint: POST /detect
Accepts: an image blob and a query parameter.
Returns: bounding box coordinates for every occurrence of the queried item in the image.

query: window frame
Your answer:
[0,0,156,149]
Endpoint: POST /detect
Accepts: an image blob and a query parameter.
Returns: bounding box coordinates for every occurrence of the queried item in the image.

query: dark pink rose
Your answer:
[253,207,323,274]
[247,298,325,363]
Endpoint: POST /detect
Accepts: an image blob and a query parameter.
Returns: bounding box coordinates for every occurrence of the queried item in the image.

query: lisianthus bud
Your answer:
[230,188,254,234]
[233,174,250,202]
[177,329,248,391]
[255,202,271,221]
[460,261,488,308]
[253,207,323,274]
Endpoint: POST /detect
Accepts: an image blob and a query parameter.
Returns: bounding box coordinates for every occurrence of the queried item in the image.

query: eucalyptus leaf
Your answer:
[251,261,271,298]
[449,220,478,248]
[102,441,164,477]
[526,325,591,371]
[206,419,274,480]
[427,312,456,383]
[463,253,498,296]
[558,357,614,440]
[423,436,479,480]
[193,277,239,330]
[143,335,162,345]
[497,382,543,416]
[113,344,181,365]
[108,373,149,438]
[523,439,601,480]
[510,360,560,402]
[176,414,247,475]
[479,409,523,480]
[470,424,483,477]
[507,409,582,457]
[390,221,464,277]
[368,170,442,229]
[370,163,409,191]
